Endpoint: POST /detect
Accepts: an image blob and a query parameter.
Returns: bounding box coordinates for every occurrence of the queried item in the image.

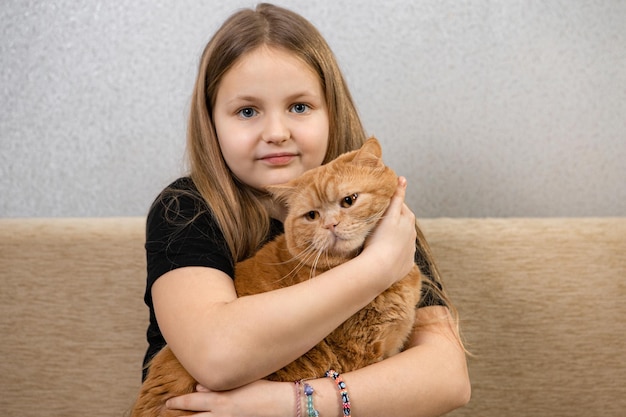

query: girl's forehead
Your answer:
[217,46,324,101]
[231,45,313,74]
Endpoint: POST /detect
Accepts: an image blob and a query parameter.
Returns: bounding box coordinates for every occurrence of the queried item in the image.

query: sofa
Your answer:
[1,217,624,417]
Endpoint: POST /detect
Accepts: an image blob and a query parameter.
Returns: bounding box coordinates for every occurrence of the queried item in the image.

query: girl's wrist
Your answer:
[353,248,396,293]
[292,377,343,417]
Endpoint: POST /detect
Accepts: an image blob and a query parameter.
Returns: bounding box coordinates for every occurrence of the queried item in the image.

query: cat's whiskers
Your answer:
[361,207,388,237]
[269,244,319,284]
[308,246,327,280]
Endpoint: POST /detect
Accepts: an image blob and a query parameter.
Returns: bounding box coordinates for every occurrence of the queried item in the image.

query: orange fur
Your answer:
[130,138,422,416]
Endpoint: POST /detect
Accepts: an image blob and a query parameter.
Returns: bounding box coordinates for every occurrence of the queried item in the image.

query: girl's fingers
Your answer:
[166,392,212,412]
[387,176,408,214]
[394,176,408,201]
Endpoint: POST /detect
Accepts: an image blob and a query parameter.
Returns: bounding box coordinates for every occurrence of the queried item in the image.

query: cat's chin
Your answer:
[316,232,361,258]
[301,240,361,269]
[324,240,362,264]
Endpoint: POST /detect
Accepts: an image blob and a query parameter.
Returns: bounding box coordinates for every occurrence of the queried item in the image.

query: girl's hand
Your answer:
[165,380,294,417]
[362,176,417,286]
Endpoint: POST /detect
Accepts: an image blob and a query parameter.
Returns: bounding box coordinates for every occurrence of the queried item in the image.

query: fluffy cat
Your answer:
[130,137,422,417]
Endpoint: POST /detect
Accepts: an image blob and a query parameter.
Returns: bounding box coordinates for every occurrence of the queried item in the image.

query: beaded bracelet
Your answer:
[325,370,352,417]
[303,382,320,417]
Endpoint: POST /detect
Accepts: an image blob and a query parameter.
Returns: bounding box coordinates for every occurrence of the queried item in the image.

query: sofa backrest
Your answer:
[1,217,625,416]
[0,218,146,416]
[421,218,626,417]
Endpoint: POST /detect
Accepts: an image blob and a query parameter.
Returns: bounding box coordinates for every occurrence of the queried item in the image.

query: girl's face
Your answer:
[213,46,329,190]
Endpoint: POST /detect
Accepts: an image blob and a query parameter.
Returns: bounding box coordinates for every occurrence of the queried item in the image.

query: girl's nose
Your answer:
[262,113,290,144]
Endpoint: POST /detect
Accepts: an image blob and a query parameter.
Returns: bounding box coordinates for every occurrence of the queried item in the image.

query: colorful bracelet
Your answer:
[303,382,320,417]
[325,370,351,417]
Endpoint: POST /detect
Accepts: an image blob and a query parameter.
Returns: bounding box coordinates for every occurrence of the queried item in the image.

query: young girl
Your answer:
[144,3,470,416]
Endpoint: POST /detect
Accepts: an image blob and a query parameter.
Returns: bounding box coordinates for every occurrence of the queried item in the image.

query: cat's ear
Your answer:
[353,137,383,167]
[266,183,298,205]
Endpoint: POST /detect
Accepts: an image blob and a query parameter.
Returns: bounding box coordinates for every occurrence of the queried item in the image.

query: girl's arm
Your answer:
[313,305,471,417]
[152,178,417,391]
[166,306,471,417]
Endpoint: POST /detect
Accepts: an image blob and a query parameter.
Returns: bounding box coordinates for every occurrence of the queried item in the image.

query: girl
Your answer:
[144,3,470,416]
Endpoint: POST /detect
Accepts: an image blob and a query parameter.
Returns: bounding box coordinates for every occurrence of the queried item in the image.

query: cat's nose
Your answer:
[323,222,338,231]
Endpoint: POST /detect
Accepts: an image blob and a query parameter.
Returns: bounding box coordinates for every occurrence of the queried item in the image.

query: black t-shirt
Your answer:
[142,177,443,377]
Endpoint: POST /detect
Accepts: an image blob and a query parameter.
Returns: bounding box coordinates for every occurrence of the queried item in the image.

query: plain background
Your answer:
[1,0,625,218]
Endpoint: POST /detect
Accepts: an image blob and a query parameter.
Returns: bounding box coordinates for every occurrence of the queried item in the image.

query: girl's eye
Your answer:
[291,103,309,114]
[305,211,319,220]
[238,107,257,118]
[340,194,358,208]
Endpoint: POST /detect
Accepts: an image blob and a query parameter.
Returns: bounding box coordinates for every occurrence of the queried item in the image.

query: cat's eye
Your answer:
[340,194,358,208]
[305,211,319,220]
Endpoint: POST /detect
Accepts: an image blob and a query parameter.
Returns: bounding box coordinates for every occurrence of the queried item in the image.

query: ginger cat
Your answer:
[130,138,422,417]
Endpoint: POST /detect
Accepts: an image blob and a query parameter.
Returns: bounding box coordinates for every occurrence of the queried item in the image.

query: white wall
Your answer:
[1,0,625,218]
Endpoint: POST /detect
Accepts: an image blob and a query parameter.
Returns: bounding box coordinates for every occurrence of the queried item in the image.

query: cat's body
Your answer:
[130,138,422,417]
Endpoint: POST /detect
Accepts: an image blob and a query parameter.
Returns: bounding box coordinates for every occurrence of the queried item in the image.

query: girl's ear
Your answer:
[352,137,383,168]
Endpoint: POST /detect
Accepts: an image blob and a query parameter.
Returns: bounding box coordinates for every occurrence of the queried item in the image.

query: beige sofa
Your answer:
[1,217,625,417]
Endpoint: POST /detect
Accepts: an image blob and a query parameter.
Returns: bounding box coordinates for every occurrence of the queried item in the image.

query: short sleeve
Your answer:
[144,178,234,308]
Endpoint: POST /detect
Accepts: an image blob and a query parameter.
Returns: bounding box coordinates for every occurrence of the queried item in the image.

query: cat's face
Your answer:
[268,138,398,269]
